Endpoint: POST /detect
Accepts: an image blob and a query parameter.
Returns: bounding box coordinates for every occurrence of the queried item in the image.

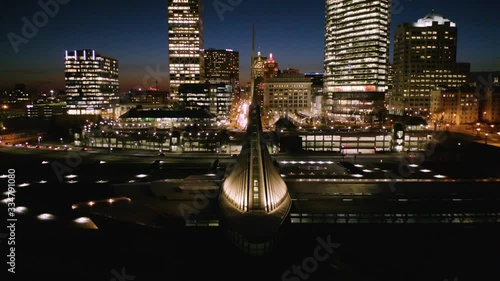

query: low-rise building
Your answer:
[483,86,500,123]
[26,103,67,118]
[119,107,217,130]
[264,76,312,115]
[430,86,479,125]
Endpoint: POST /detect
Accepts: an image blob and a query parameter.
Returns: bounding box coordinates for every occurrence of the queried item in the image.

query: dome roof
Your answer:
[414,10,456,27]
[423,10,446,21]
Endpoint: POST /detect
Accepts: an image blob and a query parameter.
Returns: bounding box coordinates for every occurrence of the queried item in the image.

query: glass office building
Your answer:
[324,0,391,122]
[65,49,119,115]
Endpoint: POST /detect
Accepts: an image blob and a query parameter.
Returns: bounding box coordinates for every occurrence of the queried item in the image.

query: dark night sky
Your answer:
[0,0,498,92]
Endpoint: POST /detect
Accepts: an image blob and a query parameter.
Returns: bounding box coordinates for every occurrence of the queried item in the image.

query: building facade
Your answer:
[324,0,391,122]
[483,86,500,124]
[26,103,67,118]
[253,52,280,106]
[65,49,119,115]
[203,48,239,91]
[121,89,169,105]
[264,76,312,115]
[179,83,232,118]
[391,11,469,116]
[168,0,204,100]
[430,87,479,125]
[305,73,324,116]
[0,84,30,108]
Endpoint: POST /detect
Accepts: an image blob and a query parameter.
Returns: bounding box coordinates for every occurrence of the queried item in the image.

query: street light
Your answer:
[485,133,489,144]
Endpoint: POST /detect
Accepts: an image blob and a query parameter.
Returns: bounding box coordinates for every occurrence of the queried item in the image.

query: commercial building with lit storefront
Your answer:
[65,49,119,115]
[168,0,204,100]
[391,11,469,116]
[324,0,391,122]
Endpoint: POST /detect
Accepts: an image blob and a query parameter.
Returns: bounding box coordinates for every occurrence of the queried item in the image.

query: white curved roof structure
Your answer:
[415,10,456,27]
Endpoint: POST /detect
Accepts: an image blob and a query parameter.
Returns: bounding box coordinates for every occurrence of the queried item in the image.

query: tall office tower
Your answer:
[168,0,204,101]
[65,49,119,115]
[324,0,391,122]
[252,52,279,106]
[203,48,240,91]
[390,11,469,116]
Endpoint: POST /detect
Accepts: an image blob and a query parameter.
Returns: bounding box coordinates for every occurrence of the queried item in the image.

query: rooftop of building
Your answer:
[119,108,216,119]
[414,10,456,27]
[266,75,312,83]
[28,102,67,107]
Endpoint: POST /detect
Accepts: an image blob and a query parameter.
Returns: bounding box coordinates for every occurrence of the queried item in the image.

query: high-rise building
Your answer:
[252,52,279,80]
[168,0,204,100]
[65,49,119,115]
[324,0,391,122]
[203,48,239,91]
[252,52,279,107]
[390,11,469,116]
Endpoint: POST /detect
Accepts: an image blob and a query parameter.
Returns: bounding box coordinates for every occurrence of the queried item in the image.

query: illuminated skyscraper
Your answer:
[324,0,391,122]
[65,49,119,115]
[252,52,279,106]
[203,48,239,91]
[168,0,204,100]
[390,11,469,116]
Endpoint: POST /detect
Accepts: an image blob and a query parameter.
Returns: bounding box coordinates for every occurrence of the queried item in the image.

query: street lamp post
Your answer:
[485,133,488,145]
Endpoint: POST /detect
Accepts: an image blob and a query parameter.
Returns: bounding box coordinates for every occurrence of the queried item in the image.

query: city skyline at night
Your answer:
[0,0,498,92]
[2,1,500,280]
